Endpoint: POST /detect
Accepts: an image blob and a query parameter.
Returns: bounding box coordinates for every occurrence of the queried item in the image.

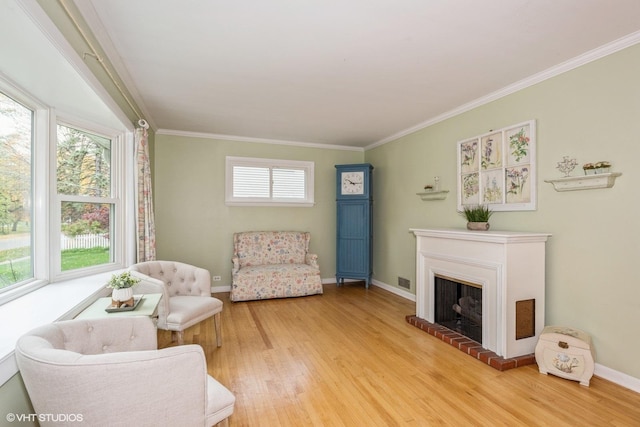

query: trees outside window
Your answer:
[57,125,115,272]
[0,92,33,289]
[0,87,127,295]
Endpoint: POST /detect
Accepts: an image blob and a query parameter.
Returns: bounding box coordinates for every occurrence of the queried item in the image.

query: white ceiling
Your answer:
[75,0,640,148]
[0,1,128,133]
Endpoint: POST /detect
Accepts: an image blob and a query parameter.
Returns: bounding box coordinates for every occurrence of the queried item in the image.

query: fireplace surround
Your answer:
[411,228,551,359]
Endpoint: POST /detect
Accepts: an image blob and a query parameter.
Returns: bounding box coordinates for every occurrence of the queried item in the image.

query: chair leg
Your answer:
[214,312,222,347]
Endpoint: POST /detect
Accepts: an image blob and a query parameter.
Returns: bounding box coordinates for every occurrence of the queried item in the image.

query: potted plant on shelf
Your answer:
[461,205,493,231]
[106,271,140,308]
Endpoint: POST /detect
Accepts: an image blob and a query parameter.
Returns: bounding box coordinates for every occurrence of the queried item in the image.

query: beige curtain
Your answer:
[135,121,156,261]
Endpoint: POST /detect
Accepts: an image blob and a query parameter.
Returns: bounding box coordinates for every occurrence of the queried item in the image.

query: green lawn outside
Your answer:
[0,246,110,289]
[61,247,110,271]
[0,257,31,289]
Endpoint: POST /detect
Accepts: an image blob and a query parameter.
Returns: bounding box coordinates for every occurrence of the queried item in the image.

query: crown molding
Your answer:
[156,128,364,152]
[366,30,640,151]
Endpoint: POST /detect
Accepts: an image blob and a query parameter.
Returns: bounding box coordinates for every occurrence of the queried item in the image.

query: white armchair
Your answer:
[129,261,223,346]
[15,317,235,427]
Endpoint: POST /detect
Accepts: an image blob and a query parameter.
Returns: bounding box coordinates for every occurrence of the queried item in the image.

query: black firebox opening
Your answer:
[434,275,482,343]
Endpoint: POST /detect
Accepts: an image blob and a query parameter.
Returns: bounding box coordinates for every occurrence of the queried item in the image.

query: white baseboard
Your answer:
[370,279,416,301]
[595,363,640,393]
[211,285,231,294]
[322,277,415,302]
[321,277,358,284]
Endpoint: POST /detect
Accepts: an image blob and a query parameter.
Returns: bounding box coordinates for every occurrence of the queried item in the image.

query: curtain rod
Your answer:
[58,0,146,128]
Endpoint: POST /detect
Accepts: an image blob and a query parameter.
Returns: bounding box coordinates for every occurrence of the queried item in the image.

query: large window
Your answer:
[0,84,129,301]
[56,125,114,272]
[0,93,33,290]
[225,156,314,206]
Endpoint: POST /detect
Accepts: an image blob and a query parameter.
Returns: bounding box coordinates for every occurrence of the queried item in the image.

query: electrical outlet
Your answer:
[213,276,222,281]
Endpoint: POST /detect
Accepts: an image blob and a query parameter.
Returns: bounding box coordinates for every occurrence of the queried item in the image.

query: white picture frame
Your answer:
[457,120,536,212]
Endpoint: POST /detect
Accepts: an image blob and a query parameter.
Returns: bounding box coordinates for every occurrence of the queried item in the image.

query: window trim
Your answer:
[225,156,315,207]
[0,84,49,302]
[52,117,126,281]
[0,78,134,306]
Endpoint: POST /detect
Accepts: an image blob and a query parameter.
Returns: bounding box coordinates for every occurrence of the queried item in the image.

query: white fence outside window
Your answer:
[61,233,110,250]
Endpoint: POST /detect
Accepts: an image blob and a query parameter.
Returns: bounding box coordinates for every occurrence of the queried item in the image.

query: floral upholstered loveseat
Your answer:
[231,231,323,302]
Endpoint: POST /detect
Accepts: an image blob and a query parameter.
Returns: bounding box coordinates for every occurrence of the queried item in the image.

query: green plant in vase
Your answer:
[461,205,493,230]
[106,271,140,307]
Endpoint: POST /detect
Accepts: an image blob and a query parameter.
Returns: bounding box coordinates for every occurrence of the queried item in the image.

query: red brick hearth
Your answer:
[406,315,536,371]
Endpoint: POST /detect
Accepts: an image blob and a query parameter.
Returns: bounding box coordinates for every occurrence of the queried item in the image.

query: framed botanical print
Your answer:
[457,120,536,212]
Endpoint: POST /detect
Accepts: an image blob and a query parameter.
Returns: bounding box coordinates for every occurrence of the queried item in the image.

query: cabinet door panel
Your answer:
[337,239,366,272]
[337,203,366,238]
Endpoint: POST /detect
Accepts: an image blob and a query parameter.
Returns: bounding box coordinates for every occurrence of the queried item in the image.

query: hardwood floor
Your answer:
[158,284,640,426]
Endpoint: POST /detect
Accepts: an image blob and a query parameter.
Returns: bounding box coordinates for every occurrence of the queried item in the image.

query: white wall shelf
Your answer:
[417,190,449,201]
[544,172,621,192]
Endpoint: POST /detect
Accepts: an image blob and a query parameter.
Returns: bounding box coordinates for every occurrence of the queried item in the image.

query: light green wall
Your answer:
[365,43,640,378]
[153,135,362,282]
[0,374,36,426]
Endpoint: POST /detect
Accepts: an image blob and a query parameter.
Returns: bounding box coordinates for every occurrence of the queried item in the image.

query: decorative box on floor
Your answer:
[535,326,595,386]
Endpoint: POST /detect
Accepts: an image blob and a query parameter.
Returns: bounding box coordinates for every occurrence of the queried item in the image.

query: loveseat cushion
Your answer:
[234,231,310,267]
[232,264,321,301]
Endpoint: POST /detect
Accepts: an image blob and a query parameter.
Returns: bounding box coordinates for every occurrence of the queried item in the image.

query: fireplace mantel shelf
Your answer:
[410,228,551,244]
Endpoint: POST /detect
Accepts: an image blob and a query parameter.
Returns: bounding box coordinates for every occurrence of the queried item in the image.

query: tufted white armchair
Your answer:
[15,317,235,427]
[129,261,223,346]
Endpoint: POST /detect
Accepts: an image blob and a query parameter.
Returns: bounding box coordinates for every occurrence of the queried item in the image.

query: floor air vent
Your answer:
[398,277,411,289]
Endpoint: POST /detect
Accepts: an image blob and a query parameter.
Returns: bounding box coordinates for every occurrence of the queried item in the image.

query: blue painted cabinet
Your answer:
[335,164,373,288]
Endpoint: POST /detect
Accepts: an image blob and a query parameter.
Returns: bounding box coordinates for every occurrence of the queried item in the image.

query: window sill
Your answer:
[0,270,122,386]
[225,201,315,207]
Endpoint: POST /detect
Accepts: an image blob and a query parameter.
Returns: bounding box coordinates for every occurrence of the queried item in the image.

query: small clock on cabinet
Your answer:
[336,164,371,199]
[335,164,373,288]
[340,171,365,195]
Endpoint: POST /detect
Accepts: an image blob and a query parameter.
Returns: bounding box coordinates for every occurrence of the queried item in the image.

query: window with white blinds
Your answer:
[225,156,314,206]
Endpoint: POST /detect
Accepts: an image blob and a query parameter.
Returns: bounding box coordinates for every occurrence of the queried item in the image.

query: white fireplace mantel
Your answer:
[411,228,551,359]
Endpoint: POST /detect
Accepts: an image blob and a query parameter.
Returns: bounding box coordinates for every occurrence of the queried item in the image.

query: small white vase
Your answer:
[111,287,134,302]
